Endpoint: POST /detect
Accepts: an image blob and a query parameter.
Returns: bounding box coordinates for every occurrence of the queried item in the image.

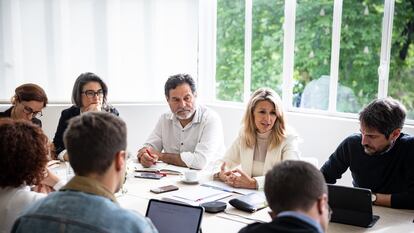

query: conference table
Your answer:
[51,160,414,233]
[114,161,414,233]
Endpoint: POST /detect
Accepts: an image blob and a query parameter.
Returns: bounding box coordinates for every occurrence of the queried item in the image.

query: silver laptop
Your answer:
[328,184,379,227]
[145,199,204,233]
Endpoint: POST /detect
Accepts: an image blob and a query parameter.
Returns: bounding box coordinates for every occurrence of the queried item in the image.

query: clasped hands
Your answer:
[217,162,257,189]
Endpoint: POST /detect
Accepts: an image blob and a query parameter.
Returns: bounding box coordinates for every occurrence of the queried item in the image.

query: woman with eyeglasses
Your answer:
[0,83,47,127]
[53,72,119,161]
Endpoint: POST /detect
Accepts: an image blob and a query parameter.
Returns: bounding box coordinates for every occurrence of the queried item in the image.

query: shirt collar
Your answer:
[359,133,402,156]
[61,175,117,203]
[379,137,397,155]
[277,211,323,233]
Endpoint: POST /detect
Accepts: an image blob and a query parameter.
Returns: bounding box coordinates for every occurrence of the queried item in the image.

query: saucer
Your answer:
[181,179,199,185]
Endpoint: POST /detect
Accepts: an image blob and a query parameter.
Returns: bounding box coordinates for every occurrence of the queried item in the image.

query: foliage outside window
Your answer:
[216,0,414,119]
[337,0,383,113]
[251,0,284,95]
[216,0,245,102]
[294,0,333,110]
[388,0,414,119]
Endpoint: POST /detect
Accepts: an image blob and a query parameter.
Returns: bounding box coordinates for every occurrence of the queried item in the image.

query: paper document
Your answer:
[135,162,189,175]
[201,181,260,195]
[171,186,232,204]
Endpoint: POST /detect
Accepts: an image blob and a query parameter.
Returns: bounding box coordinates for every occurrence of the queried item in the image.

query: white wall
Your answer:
[2,103,414,186]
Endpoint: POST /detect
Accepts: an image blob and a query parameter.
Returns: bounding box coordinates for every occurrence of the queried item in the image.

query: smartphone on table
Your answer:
[150,185,179,194]
[134,172,165,180]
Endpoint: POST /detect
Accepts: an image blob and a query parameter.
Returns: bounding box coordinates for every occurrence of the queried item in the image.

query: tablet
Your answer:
[145,199,204,233]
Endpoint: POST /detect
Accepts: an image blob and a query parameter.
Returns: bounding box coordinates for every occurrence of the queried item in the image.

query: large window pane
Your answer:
[388,1,414,119]
[294,0,333,110]
[338,0,383,113]
[251,0,284,94]
[216,0,245,102]
[0,0,198,102]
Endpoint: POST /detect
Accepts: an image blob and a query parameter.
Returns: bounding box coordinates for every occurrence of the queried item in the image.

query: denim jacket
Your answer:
[11,176,158,233]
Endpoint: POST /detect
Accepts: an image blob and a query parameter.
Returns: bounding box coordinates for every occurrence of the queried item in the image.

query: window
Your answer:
[251,0,284,95]
[215,0,245,102]
[337,0,383,113]
[294,0,333,110]
[0,0,198,102]
[216,0,414,120]
[388,0,414,119]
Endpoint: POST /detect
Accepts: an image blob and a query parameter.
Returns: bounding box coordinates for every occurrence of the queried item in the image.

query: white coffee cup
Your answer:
[184,170,198,182]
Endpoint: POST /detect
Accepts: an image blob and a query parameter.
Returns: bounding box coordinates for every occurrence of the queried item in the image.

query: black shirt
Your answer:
[52,105,119,155]
[321,133,414,209]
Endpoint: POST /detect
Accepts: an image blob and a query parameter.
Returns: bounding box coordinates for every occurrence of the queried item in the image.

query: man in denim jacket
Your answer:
[12,112,158,233]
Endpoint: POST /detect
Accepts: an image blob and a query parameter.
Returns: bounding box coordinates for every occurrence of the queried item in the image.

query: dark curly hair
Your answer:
[0,119,49,188]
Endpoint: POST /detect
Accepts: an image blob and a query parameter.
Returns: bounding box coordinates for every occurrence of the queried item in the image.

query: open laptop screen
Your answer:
[145,199,204,233]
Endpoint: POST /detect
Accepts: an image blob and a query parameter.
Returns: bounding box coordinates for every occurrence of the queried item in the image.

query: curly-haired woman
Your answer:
[0,119,62,233]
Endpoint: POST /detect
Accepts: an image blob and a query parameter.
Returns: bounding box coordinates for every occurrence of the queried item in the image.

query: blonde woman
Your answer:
[214,88,300,189]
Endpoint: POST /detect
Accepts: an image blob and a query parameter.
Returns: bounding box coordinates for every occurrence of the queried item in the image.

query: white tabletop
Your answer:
[117,162,414,233]
[52,161,414,233]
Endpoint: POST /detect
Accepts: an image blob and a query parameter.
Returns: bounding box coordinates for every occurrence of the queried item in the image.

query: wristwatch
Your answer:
[371,193,377,203]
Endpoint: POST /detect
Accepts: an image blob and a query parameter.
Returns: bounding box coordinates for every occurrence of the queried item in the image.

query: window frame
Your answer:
[211,0,414,124]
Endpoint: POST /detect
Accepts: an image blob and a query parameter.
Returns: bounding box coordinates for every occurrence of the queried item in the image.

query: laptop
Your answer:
[145,199,204,233]
[328,184,379,227]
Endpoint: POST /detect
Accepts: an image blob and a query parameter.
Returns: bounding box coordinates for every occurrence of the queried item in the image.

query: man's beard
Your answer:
[175,108,195,120]
[363,141,394,155]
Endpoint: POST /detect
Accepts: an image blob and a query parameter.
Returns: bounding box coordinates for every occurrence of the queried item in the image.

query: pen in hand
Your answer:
[145,149,157,165]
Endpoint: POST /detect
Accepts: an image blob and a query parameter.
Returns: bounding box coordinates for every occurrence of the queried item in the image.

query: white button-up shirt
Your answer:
[144,105,225,169]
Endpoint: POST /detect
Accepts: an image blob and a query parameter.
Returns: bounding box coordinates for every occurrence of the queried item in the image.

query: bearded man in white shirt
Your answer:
[137,74,225,170]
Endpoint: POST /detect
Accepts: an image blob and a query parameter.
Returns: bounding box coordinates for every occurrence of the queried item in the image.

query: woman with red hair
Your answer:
[0,119,62,233]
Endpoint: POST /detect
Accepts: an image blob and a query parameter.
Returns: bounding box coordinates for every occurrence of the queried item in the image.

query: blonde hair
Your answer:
[242,88,286,148]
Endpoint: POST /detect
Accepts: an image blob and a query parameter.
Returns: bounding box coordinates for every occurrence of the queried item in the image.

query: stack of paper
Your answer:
[169,186,232,205]
[201,181,258,195]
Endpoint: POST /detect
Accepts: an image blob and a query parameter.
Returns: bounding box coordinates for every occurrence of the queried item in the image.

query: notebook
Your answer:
[135,162,188,175]
[229,192,268,213]
[171,186,232,205]
[328,184,379,227]
[145,199,204,233]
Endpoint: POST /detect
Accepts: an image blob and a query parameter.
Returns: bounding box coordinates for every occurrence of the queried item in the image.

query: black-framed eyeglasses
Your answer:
[82,90,104,98]
[22,104,43,118]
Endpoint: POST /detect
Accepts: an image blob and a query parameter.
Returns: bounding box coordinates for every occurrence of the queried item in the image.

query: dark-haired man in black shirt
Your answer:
[321,98,414,209]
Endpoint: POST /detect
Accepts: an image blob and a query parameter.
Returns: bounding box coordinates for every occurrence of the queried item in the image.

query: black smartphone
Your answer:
[134,172,164,180]
[150,185,179,194]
